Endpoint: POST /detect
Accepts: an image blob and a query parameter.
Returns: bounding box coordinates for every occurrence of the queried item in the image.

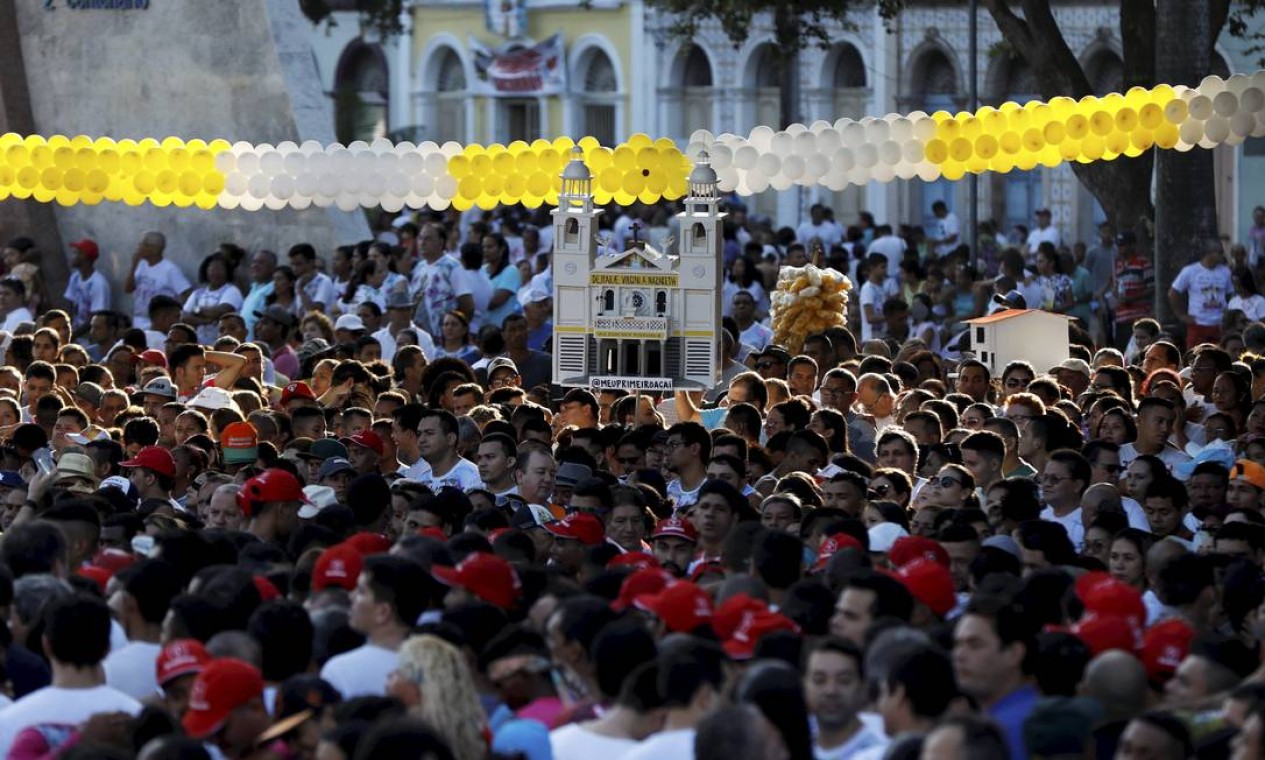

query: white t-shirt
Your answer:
[859,280,897,342]
[931,213,961,257]
[419,457,482,492]
[1229,294,1265,321]
[621,728,695,760]
[184,284,244,346]
[302,272,340,312]
[103,641,162,701]
[667,478,702,511]
[64,270,112,329]
[797,221,843,248]
[1171,262,1233,326]
[465,268,494,332]
[403,457,434,482]
[815,725,887,760]
[868,235,907,275]
[740,322,774,352]
[319,643,399,698]
[550,723,639,760]
[1025,225,1062,255]
[1,308,32,333]
[132,259,192,329]
[0,685,141,758]
[1040,506,1085,552]
[1118,442,1192,471]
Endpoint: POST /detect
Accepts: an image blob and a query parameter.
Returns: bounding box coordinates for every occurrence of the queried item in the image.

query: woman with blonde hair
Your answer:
[387,634,488,760]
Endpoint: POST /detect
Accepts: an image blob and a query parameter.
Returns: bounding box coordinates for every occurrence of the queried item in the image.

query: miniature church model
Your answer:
[551,149,725,392]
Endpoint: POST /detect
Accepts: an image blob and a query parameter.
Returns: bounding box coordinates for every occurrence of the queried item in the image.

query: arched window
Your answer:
[578,50,619,146]
[603,289,615,312]
[655,291,667,316]
[334,42,388,144]
[910,48,959,228]
[667,45,713,142]
[433,48,467,143]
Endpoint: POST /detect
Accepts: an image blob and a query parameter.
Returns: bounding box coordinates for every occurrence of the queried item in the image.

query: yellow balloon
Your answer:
[208,139,232,153]
[47,135,70,150]
[16,166,39,190]
[931,110,954,123]
[63,169,85,192]
[505,174,527,198]
[1139,103,1164,130]
[196,194,219,210]
[1049,96,1076,118]
[999,131,1022,155]
[448,155,471,179]
[588,147,613,171]
[1105,132,1130,154]
[144,148,167,172]
[645,171,667,194]
[924,139,948,164]
[1081,134,1105,160]
[637,148,660,172]
[52,147,75,171]
[974,135,999,160]
[612,146,637,172]
[23,135,46,150]
[32,187,55,203]
[54,188,78,207]
[526,172,551,197]
[1015,153,1040,172]
[529,139,551,153]
[936,119,961,142]
[74,148,97,172]
[552,136,577,153]
[654,137,677,152]
[136,137,159,151]
[191,150,214,173]
[31,146,53,168]
[458,176,482,199]
[97,150,119,173]
[638,188,660,205]
[167,148,189,171]
[598,168,623,194]
[470,154,492,175]
[178,172,202,196]
[156,170,178,194]
[999,101,1021,114]
[161,136,184,151]
[476,194,498,211]
[622,172,645,195]
[1153,123,1180,149]
[462,143,485,159]
[40,168,62,191]
[949,137,973,162]
[1043,121,1066,145]
[626,133,652,149]
[941,162,966,182]
[961,117,983,140]
[1058,139,1081,161]
[5,145,29,167]
[81,191,103,206]
[133,171,156,194]
[1022,128,1045,154]
[538,148,562,174]
[990,153,1016,174]
[202,173,225,195]
[1029,104,1053,127]
[186,139,208,153]
[171,194,195,209]
[1038,146,1062,168]
[965,155,989,174]
[1008,109,1032,132]
[1164,98,1188,124]
[1065,114,1089,139]
[452,196,473,211]
[492,152,516,175]
[1115,108,1139,132]
[482,175,505,196]
[1089,111,1114,136]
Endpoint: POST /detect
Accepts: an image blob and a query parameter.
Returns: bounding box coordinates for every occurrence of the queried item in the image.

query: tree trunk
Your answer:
[773,5,800,129]
[1153,0,1220,328]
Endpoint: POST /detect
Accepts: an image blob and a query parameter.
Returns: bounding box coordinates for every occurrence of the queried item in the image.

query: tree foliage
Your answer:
[300,0,407,37]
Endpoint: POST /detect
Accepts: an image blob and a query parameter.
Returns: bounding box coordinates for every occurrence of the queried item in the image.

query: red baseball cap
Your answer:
[418,526,448,541]
[651,516,699,543]
[612,568,673,611]
[1142,619,1195,685]
[895,558,956,618]
[157,639,212,687]
[432,552,522,610]
[689,559,725,583]
[608,552,660,571]
[545,512,606,546]
[635,581,714,633]
[1072,613,1140,656]
[253,576,281,602]
[711,593,768,641]
[137,349,167,368]
[281,381,316,405]
[313,544,363,592]
[1076,572,1146,627]
[76,565,112,592]
[69,239,99,261]
[888,536,951,569]
[120,446,176,478]
[92,548,137,574]
[182,658,265,739]
[341,430,385,457]
[342,532,392,556]
[723,609,800,660]
[811,533,864,573]
[240,469,309,505]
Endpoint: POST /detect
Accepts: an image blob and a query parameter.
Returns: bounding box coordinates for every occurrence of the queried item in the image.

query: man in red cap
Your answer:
[634,581,713,636]
[896,558,957,628]
[120,445,178,506]
[651,516,699,577]
[156,639,212,720]
[341,430,385,476]
[181,658,271,759]
[280,381,318,412]
[432,551,523,611]
[64,238,110,335]
[546,512,606,578]
[240,469,309,546]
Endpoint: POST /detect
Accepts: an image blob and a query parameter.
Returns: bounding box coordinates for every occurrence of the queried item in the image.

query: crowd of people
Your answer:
[0,194,1262,760]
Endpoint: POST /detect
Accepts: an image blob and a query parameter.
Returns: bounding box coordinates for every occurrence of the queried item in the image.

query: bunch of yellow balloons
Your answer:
[0,134,230,208]
[446,133,692,211]
[922,86,1186,180]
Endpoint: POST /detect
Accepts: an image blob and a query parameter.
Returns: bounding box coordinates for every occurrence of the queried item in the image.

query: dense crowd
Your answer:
[0,196,1262,760]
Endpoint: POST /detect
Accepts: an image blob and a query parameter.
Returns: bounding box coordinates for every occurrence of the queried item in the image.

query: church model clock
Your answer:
[550,149,726,393]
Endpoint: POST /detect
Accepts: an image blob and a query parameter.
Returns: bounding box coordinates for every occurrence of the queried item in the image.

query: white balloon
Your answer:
[248,174,271,199]
[336,193,360,212]
[870,164,896,183]
[786,122,808,135]
[240,196,264,212]
[290,195,313,210]
[1198,135,1219,150]
[842,123,866,148]
[300,140,324,155]
[849,166,871,186]
[888,118,914,142]
[690,129,715,144]
[783,155,806,180]
[403,192,428,209]
[903,139,925,163]
[1227,74,1252,96]
[756,153,781,177]
[749,125,775,151]
[271,175,296,199]
[907,110,929,121]
[318,173,341,198]
[833,118,853,132]
[295,173,319,196]
[878,141,903,166]
[435,175,458,199]
[1242,88,1265,114]
[423,153,448,175]
[400,152,425,175]
[385,173,410,197]
[814,129,841,152]
[1188,95,1214,120]
[1199,75,1226,95]
[685,141,708,160]
[715,167,739,192]
[747,172,770,193]
[734,146,759,170]
[710,145,733,170]
[342,172,364,195]
[793,131,817,156]
[225,174,249,197]
[230,141,254,156]
[236,152,260,176]
[312,194,334,208]
[1204,116,1231,143]
[283,152,305,175]
[264,195,287,211]
[864,119,889,144]
[219,194,241,210]
[856,144,879,168]
[441,142,464,158]
[1178,119,1205,145]
[1231,111,1257,138]
[912,117,938,141]
[1213,91,1239,117]
[735,176,751,196]
[214,152,237,174]
[380,195,404,213]
[411,174,435,196]
[347,140,370,155]
[427,193,452,211]
[419,141,439,153]
[1225,131,1245,147]
[834,148,855,172]
[259,151,285,176]
[809,120,832,134]
[768,174,793,191]
[276,141,299,154]
[393,141,417,156]
[916,164,942,182]
[330,148,354,175]
[375,153,399,175]
[306,153,329,174]
[803,155,829,180]
[894,162,918,181]
[769,132,794,157]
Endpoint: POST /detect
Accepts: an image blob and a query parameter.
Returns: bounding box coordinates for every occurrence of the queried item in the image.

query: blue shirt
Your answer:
[989,684,1039,760]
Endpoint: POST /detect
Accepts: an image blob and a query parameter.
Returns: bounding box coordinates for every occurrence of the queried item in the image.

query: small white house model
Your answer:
[551,149,725,392]
[964,309,1071,376]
